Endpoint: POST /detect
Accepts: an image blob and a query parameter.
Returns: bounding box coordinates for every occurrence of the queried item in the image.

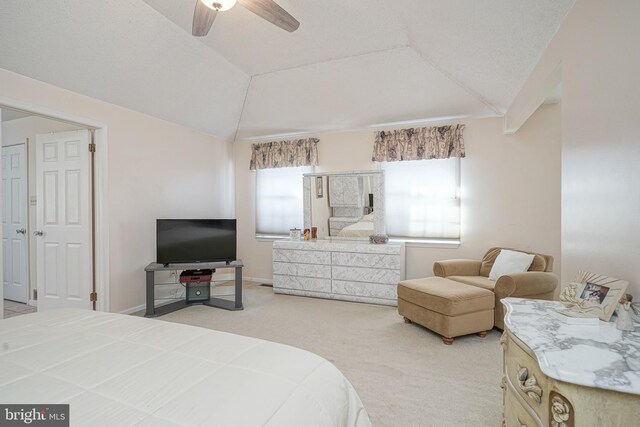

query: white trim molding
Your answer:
[245,277,273,285]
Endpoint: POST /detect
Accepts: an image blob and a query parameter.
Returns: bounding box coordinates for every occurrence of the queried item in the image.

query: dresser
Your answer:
[272,239,405,306]
[501,298,640,427]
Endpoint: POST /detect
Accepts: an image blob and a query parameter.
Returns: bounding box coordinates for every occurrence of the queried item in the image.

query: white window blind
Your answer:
[255,166,311,235]
[382,158,460,239]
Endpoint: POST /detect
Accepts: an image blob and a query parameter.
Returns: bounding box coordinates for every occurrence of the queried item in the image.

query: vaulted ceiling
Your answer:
[0,0,574,141]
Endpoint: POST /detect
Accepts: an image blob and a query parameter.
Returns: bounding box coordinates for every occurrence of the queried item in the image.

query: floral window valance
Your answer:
[372,124,466,162]
[249,138,319,170]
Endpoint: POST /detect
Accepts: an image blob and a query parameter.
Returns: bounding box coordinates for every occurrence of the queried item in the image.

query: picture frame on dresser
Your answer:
[558,271,629,321]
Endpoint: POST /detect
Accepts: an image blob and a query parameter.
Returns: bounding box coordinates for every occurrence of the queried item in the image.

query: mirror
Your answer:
[303,171,385,239]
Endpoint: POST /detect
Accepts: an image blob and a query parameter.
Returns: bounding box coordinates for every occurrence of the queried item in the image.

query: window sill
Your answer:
[255,234,290,241]
[388,238,460,249]
[256,234,461,249]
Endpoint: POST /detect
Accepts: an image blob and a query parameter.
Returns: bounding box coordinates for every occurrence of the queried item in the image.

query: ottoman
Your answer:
[398,277,495,344]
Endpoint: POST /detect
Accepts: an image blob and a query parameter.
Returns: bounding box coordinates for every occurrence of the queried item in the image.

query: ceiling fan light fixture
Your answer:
[200,0,237,11]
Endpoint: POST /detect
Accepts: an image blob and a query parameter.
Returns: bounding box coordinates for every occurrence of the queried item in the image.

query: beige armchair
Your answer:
[433,248,558,329]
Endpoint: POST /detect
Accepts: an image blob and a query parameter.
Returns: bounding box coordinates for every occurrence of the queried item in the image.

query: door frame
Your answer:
[0,96,110,312]
[2,141,30,304]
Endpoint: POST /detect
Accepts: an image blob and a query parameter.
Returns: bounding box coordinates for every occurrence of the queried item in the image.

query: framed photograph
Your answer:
[315,176,323,198]
[559,271,629,322]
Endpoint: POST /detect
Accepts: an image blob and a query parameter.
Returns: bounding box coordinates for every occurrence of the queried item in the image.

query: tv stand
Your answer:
[144,260,244,317]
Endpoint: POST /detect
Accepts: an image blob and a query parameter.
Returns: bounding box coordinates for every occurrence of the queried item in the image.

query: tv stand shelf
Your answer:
[144,260,244,317]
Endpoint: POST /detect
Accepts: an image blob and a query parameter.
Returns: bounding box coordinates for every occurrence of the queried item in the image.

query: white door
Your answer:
[35,130,92,310]
[2,144,29,303]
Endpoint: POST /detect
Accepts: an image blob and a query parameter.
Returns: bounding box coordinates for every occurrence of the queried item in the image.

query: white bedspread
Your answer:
[0,309,371,427]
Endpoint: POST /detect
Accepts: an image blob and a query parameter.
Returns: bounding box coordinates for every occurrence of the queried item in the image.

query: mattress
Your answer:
[0,309,371,427]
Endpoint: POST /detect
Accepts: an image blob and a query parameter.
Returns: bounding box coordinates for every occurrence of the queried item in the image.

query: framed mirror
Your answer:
[303,171,385,240]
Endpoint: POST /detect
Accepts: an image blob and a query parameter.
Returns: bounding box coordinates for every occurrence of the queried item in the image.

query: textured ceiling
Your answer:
[0,0,574,141]
[237,47,496,140]
[0,0,249,140]
[144,0,410,75]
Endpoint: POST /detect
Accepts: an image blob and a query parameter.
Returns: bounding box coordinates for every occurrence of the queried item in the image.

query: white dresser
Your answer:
[501,298,640,427]
[272,239,405,306]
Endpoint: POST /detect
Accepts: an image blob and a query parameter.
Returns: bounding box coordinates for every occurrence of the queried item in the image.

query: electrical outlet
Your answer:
[30,196,37,206]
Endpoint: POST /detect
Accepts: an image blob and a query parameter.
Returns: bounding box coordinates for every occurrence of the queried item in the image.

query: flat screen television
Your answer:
[156,219,236,265]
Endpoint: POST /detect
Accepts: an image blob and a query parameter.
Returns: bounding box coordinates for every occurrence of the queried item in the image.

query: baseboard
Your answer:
[120,299,178,315]
[245,276,272,285]
[120,304,145,315]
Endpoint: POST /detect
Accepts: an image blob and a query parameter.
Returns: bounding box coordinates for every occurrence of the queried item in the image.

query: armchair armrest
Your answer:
[433,259,481,277]
[494,272,559,299]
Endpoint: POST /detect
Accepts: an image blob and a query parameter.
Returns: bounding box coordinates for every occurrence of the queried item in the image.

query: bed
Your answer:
[337,214,374,238]
[0,309,371,427]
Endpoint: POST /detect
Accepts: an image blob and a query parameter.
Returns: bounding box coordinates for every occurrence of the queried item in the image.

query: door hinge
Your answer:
[88,143,96,153]
[90,292,97,302]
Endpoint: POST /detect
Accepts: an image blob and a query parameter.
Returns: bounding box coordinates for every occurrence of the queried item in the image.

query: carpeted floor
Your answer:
[141,282,503,426]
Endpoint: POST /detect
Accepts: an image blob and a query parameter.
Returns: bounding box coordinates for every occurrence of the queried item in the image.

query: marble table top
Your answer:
[502,298,640,395]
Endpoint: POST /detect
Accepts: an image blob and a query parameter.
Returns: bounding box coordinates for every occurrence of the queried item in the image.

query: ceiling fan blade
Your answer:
[237,0,300,32]
[192,0,218,37]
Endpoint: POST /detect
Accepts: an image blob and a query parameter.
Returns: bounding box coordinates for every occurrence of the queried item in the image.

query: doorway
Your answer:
[1,107,97,316]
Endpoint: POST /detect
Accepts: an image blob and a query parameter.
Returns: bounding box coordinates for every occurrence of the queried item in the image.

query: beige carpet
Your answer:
[145,282,503,426]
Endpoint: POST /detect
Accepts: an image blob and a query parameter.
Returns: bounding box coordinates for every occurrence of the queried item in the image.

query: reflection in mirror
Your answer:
[310,176,331,238]
[326,175,374,237]
[304,171,384,240]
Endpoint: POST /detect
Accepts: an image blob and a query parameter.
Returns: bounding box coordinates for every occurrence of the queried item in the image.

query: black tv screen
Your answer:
[157,219,236,265]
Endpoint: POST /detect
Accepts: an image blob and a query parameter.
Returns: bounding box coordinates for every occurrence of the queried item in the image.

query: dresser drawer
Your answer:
[505,333,549,420]
[504,386,543,427]
[273,262,331,279]
[272,249,331,265]
[329,217,360,233]
[273,275,331,293]
[329,217,360,227]
[332,252,400,270]
[333,207,362,217]
[332,280,397,300]
[332,265,400,285]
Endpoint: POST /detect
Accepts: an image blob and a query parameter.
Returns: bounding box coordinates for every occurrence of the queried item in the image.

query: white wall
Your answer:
[507,0,640,296]
[2,115,83,300]
[0,68,235,313]
[235,104,561,282]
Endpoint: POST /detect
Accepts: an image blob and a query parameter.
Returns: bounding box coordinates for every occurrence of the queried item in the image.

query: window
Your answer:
[382,158,460,239]
[255,166,312,235]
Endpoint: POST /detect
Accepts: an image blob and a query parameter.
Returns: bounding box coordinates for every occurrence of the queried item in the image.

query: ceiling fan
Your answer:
[192,0,299,37]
